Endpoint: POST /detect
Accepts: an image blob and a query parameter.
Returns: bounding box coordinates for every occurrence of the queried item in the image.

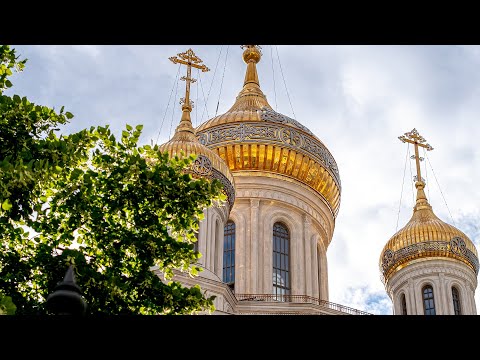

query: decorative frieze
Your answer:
[197,121,341,188]
[188,154,235,210]
[380,239,479,281]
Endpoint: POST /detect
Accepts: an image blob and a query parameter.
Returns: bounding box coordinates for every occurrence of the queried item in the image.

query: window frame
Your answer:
[272,222,291,301]
[422,285,436,315]
[223,220,236,290]
[452,286,462,315]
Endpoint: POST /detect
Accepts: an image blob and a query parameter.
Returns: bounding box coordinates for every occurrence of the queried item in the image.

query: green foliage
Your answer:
[0,46,225,315]
[0,294,16,315]
[0,45,26,93]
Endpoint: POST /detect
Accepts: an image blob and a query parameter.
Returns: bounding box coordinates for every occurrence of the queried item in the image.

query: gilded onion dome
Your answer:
[196,45,341,217]
[157,49,235,211]
[380,129,479,284]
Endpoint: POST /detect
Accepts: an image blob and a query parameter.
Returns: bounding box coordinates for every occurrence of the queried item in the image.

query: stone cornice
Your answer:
[386,259,478,292]
[235,185,332,242]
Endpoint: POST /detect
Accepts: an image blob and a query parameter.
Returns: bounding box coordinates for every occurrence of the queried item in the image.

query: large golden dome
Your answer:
[196,46,341,217]
[380,180,479,284]
[158,49,235,211]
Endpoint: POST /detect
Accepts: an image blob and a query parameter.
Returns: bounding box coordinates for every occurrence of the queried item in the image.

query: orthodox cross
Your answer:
[398,128,434,183]
[169,48,210,110]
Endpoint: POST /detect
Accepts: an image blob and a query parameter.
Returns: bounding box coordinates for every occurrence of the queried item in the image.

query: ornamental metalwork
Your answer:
[450,236,467,256]
[380,239,480,280]
[198,123,278,144]
[210,167,235,210]
[382,249,395,268]
[260,107,314,136]
[191,155,212,176]
[185,157,235,210]
[197,122,341,187]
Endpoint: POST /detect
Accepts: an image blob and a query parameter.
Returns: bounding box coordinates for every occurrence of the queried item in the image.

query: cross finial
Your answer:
[398,128,434,210]
[169,48,209,112]
[398,128,434,184]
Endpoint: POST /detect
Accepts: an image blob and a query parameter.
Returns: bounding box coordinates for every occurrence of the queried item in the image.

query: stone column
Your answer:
[311,234,319,299]
[407,278,416,315]
[470,285,477,315]
[438,273,446,315]
[208,213,215,272]
[317,239,328,301]
[465,282,474,315]
[304,215,312,296]
[250,199,259,294]
[215,216,224,278]
[207,210,215,272]
[232,209,246,294]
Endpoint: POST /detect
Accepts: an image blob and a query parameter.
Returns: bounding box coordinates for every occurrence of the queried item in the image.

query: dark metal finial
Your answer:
[45,265,87,316]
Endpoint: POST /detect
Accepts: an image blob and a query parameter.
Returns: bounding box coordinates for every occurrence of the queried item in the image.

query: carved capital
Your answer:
[250,198,260,209]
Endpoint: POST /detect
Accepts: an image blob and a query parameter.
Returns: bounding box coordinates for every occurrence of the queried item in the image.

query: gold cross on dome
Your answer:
[398,128,434,183]
[169,48,210,109]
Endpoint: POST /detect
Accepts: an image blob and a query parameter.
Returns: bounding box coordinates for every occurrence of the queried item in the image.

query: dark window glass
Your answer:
[422,285,436,315]
[401,294,408,315]
[452,287,461,315]
[273,223,290,301]
[223,221,235,288]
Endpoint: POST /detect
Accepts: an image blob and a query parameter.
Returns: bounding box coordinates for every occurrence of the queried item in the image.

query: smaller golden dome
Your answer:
[158,108,235,211]
[158,49,235,211]
[380,180,479,283]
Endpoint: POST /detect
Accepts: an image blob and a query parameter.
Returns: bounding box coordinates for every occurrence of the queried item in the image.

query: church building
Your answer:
[154,45,478,315]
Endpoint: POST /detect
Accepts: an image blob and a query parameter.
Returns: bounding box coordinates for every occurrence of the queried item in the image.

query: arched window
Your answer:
[422,285,436,315]
[401,293,408,315]
[452,287,462,315]
[223,221,235,290]
[273,222,291,301]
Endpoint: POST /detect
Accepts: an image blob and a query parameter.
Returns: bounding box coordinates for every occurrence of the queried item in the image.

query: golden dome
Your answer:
[196,45,341,217]
[158,49,235,210]
[380,180,479,283]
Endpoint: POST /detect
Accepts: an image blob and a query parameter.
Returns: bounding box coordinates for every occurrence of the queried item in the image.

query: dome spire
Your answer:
[241,45,262,87]
[225,45,271,112]
[169,48,210,136]
[398,128,434,212]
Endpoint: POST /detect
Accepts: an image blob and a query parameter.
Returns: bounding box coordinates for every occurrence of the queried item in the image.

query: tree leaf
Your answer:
[1,199,12,211]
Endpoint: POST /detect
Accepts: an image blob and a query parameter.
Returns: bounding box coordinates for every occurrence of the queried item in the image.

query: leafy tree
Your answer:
[0,45,225,314]
[0,293,16,315]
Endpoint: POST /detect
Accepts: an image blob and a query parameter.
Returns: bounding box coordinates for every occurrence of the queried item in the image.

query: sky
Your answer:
[7,45,480,315]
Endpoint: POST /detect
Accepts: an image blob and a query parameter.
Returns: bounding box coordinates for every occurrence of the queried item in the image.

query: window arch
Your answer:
[422,285,436,315]
[452,286,462,315]
[223,220,235,290]
[400,293,408,315]
[273,222,291,301]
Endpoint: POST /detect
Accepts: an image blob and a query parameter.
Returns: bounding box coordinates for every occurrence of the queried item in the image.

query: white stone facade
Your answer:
[386,259,478,315]
[152,172,373,315]
[228,174,332,299]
